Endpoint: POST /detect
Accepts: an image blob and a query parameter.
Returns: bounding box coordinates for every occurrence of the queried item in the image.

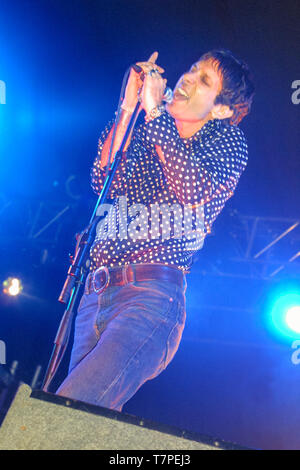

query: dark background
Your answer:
[0,0,300,449]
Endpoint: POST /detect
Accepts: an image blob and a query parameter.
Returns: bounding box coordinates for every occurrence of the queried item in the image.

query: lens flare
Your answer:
[2,277,23,296]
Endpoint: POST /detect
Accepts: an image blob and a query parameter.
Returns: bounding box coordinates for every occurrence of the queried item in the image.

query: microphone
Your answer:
[132,64,173,103]
[162,87,173,104]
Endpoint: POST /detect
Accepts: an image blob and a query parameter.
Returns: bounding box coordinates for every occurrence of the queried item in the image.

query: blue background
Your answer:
[0,0,300,449]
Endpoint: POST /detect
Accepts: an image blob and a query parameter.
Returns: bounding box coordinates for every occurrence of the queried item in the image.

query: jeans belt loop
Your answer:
[92,266,110,294]
[123,265,135,285]
[123,265,128,285]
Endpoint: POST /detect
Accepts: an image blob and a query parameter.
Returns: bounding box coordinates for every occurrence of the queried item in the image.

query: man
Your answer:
[56,50,254,412]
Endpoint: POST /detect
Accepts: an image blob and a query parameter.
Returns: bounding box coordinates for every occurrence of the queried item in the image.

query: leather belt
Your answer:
[85,264,185,295]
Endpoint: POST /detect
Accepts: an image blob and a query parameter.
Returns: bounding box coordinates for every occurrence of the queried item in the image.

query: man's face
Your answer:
[166,58,223,123]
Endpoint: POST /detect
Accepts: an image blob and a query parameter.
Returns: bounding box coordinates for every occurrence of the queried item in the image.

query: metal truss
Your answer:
[0,196,70,243]
[0,193,79,266]
[194,210,300,281]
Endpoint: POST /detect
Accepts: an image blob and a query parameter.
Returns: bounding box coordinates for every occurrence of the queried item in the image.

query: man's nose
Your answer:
[182,71,195,84]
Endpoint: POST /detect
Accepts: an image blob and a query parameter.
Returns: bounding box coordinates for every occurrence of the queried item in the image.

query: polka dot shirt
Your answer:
[89,110,248,274]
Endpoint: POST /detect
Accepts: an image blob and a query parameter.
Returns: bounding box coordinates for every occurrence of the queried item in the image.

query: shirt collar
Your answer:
[166,112,225,142]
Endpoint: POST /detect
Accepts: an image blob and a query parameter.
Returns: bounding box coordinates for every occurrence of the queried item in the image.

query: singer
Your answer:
[56,50,254,411]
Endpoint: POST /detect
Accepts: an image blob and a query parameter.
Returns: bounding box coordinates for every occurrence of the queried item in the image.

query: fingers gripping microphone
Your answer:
[132,64,173,103]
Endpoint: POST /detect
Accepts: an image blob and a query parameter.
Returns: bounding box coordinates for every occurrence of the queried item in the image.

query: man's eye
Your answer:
[201,77,210,86]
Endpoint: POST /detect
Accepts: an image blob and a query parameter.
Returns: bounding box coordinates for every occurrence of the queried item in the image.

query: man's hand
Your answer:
[122,51,165,113]
[100,52,165,169]
[139,68,167,115]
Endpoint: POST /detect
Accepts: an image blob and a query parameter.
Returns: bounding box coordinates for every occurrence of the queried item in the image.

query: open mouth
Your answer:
[173,87,189,100]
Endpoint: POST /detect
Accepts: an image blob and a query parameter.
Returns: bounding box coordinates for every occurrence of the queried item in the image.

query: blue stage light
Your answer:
[2,277,23,296]
[266,290,300,342]
[285,306,300,334]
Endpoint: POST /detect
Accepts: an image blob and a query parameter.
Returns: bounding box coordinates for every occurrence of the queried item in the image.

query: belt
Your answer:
[85,264,185,295]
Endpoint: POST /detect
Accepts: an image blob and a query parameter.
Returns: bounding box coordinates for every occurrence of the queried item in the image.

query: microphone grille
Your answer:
[163,87,173,103]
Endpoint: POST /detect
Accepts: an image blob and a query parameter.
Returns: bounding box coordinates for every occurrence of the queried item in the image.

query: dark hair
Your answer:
[199,49,255,125]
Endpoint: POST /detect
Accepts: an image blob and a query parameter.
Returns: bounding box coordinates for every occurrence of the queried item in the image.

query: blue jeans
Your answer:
[56,264,187,411]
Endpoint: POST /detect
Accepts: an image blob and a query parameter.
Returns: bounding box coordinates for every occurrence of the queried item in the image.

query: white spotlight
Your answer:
[285,306,300,334]
[2,277,23,296]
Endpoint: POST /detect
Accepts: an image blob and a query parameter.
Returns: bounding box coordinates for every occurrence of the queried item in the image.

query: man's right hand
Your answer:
[122,51,164,113]
[100,52,164,169]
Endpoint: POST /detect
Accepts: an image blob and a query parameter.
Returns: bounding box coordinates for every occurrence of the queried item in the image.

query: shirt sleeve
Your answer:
[143,113,248,206]
[90,120,129,199]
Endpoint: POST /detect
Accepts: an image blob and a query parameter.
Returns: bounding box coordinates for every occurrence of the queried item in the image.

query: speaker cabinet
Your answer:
[0,384,245,450]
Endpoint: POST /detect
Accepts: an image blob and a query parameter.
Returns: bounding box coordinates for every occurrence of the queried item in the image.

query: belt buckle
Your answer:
[92,266,110,294]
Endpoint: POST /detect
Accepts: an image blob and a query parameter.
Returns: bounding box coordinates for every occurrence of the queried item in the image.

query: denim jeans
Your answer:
[56,264,187,411]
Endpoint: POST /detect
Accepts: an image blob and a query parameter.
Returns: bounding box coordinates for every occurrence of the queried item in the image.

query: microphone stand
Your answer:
[41,68,141,392]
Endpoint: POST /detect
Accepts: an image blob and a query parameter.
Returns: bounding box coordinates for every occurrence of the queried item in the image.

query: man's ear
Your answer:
[211,104,234,120]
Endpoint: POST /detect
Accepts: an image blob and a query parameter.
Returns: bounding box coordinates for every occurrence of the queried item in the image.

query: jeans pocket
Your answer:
[130,280,180,323]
